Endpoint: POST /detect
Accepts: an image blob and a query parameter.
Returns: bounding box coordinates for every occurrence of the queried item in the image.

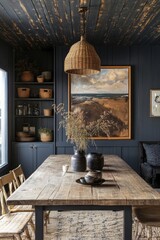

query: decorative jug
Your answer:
[71,148,86,172]
[86,152,104,170]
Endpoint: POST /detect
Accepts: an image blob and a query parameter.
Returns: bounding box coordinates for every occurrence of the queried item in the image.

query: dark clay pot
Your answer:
[21,71,34,82]
[71,148,86,172]
[86,152,104,170]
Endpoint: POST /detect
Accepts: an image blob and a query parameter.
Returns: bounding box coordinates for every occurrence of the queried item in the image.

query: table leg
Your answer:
[124,206,132,240]
[35,206,44,240]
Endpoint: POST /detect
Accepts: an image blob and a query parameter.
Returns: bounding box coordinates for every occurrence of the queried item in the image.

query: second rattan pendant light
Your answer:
[64,7,101,75]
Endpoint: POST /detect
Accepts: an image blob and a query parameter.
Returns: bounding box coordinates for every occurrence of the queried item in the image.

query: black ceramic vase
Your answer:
[86,152,104,170]
[71,148,86,172]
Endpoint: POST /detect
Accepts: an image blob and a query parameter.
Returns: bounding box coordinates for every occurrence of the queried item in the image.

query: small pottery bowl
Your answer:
[43,109,52,116]
[80,177,86,184]
[84,175,96,184]
[42,71,52,81]
[37,75,44,83]
[86,170,102,180]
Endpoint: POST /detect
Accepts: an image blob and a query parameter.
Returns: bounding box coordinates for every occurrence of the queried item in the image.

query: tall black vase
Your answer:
[71,148,86,172]
[86,152,104,170]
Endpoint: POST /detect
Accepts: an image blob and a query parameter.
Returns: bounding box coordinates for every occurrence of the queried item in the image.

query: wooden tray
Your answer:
[16,136,36,142]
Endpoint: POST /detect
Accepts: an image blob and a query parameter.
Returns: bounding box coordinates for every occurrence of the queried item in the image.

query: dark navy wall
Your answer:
[1,40,159,174]
[55,45,160,173]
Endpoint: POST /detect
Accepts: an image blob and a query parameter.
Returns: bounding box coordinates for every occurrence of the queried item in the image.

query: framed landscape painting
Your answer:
[68,66,131,139]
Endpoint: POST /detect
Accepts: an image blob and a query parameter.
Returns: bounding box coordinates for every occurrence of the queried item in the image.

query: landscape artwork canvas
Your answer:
[68,66,131,139]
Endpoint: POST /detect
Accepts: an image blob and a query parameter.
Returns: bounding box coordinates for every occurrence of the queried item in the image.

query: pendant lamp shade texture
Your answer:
[64,36,101,75]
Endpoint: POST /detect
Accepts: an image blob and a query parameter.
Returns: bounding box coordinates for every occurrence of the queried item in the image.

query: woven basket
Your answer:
[43,109,52,116]
[40,133,52,142]
[39,89,52,98]
[17,88,30,98]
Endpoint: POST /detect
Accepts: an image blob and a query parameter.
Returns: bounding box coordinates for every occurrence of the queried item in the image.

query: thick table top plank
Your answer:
[7,155,160,206]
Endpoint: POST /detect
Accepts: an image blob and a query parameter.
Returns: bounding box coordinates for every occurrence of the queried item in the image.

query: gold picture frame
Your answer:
[68,66,131,139]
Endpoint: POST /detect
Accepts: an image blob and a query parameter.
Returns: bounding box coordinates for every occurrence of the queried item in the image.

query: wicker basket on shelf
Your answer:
[17,88,30,98]
[39,88,52,98]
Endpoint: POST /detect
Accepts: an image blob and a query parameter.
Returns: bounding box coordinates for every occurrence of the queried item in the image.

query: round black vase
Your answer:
[71,149,86,172]
[86,152,104,170]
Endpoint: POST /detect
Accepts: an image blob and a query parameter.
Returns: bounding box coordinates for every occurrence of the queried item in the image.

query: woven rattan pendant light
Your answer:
[64,7,101,75]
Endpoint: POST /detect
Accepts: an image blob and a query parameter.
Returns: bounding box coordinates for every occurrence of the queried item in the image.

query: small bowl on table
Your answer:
[86,170,102,180]
[84,175,97,184]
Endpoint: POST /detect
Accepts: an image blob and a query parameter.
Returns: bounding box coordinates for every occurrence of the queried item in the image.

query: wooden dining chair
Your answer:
[0,171,35,232]
[0,179,33,239]
[11,164,50,232]
[0,171,32,212]
[133,206,160,239]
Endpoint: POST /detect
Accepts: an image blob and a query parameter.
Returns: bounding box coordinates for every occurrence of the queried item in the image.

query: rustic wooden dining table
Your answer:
[7,154,160,240]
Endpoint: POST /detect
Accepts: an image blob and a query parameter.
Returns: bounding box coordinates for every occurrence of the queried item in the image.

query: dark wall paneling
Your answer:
[122,146,140,172]
[96,45,113,66]
[55,45,160,172]
[130,46,140,140]
[112,46,130,66]
[138,46,160,141]
[56,147,73,155]
[149,46,160,141]
[99,146,122,157]
[151,46,160,87]
[140,46,152,140]
[55,46,68,145]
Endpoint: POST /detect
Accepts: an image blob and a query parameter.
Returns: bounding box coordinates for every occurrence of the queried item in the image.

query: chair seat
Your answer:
[0,211,33,235]
[10,204,34,213]
[133,206,160,225]
[9,203,49,231]
[140,141,160,187]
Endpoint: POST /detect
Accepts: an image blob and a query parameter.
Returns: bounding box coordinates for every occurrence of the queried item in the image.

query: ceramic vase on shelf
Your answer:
[71,147,86,172]
[21,71,34,82]
[86,152,104,170]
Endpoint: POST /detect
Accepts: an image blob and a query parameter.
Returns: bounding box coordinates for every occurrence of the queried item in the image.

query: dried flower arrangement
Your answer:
[52,103,111,152]
[15,57,39,77]
[38,128,52,135]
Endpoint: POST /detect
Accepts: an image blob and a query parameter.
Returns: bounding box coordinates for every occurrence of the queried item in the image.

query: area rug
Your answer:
[46,211,123,240]
[27,210,160,240]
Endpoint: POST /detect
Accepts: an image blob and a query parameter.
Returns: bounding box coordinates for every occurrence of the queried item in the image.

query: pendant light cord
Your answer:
[79,7,87,39]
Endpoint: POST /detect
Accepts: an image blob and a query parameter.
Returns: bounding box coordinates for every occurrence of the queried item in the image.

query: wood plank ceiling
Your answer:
[0,0,159,49]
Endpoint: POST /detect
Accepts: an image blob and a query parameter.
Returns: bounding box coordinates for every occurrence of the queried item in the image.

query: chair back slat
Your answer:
[0,172,16,199]
[0,181,4,215]
[0,172,17,213]
[11,165,25,187]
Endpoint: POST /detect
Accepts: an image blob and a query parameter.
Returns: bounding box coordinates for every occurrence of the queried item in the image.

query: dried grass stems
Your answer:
[52,103,110,152]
